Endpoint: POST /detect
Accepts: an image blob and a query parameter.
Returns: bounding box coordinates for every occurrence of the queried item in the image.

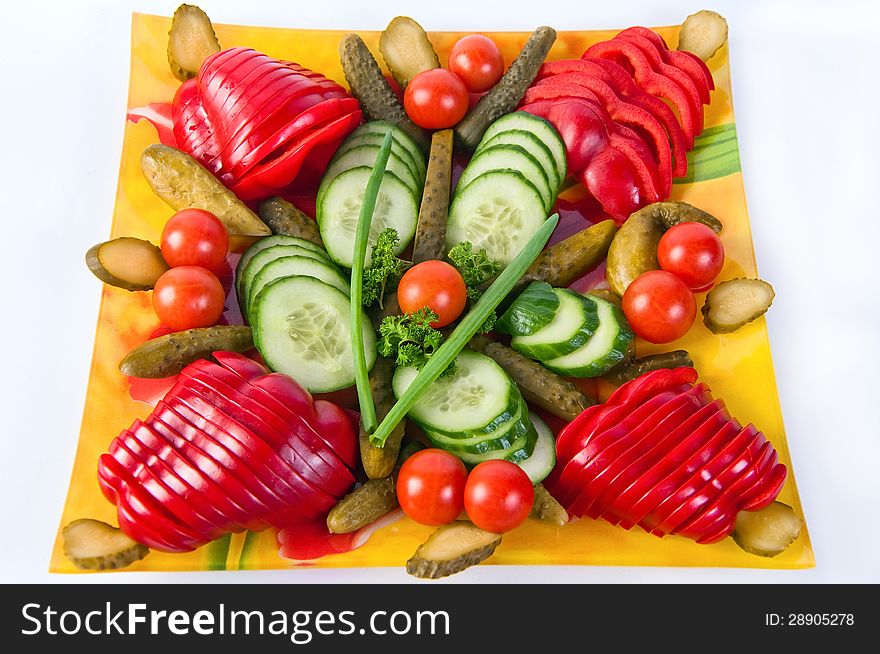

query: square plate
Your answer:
[51,13,814,572]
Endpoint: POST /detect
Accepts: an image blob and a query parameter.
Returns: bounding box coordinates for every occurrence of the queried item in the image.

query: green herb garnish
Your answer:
[448,241,503,333]
[377,308,452,375]
[369,214,560,446]
[362,228,407,308]
[351,131,395,434]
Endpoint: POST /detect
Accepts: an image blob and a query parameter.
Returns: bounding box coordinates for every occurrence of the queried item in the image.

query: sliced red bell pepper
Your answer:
[172,79,221,172]
[127,102,176,147]
[583,40,700,144]
[105,470,187,552]
[143,415,266,531]
[114,430,234,535]
[212,351,269,381]
[616,27,714,101]
[110,436,223,541]
[527,76,673,192]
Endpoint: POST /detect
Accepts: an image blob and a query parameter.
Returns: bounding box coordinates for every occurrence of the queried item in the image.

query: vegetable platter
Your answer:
[51,9,813,575]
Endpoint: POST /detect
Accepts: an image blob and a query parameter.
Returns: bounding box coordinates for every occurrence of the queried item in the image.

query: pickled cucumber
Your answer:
[702,278,775,334]
[141,145,270,236]
[62,519,149,571]
[530,483,569,526]
[406,521,502,579]
[606,201,722,296]
[379,16,440,88]
[469,334,595,421]
[167,4,221,81]
[732,502,802,557]
[586,289,622,307]
[412,129,453,264]
[678,10,729,62]
[521,220,617,289]
[258,196,324,246]
[85,237,168,291]
[326,477,399,534]
[339,33,430,150]
[119,326,254,378]
[455,26,557,150]
[359,355,406,479]
[603,350,693,386]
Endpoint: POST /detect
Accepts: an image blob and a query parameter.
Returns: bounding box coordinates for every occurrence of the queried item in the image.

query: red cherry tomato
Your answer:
[160,209,229,272]
[152,266,225,331]
[448,34,504,93]
[397,260,468,328]
[396,449,468,526]
[622,270,696,344]
[658,222,725,291]
[463,460,534,533]
[403,69,469,129]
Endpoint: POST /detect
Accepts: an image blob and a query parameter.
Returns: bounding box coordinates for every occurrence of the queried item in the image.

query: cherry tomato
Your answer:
[463,460,534,533]
[403,69,469,129]
[396,449,468,526]
[658,222,725,291]
[397,260,468,328]
[160,209,229,272]
[622,270,696,344]
[448,35,504,93]
[152,266,225,330]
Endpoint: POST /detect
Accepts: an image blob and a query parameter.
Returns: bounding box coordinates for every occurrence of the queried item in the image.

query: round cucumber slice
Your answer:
[457,144,554,213]
[337,132,422,185]
[449,421,538,466]
[478,111,567,184]
[239,244,339,312]
[423,408,532,454]
[516,412,556,484]
[235,235,330,301]
[322,144,421,198]
[350,121,427,181]
[252,275,376,393]
[447,170,548,266]
[511,290,599,360]
[246,255,350,318]
[392,350,513,434]
[476,129,562,192]
[317,167,418,269]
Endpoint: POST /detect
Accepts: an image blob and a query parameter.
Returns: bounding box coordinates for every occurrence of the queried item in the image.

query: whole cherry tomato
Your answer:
[622,270,696,344]
[463,460,534,533]
[658,222,725,291]
[160,209,229,272]
[403,69,469,129]
[397,260,468,328]
[152,265,225,330]
[396,449,468,526]
[448,34,504,93]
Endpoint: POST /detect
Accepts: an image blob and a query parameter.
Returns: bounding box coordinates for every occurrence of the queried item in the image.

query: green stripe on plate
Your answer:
[204,533,232,571]
[678,123,742,184]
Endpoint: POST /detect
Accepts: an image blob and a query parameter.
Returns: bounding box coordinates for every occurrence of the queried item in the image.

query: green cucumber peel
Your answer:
[351,131,394,434]
[496,280,561,336]
[369,212,560,446]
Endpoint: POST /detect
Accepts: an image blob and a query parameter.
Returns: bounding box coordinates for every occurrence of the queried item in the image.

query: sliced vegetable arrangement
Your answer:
[70,6,804,578]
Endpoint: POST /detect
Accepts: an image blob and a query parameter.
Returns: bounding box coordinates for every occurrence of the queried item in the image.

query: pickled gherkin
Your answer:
[258,196,324,246]
[167,4,221,81]
[326,477,398,534]
[63,519,149,571]
[702,278,775,334]
[732,502,802,557]
[379,16,440,88]
[406,521,502,579]
[119,326,254,378]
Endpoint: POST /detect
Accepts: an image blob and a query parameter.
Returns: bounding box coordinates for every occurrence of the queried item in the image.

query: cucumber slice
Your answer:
[516,412,556,484]
[322,144,421,198]
[392,350,512,434]
[239,244,338,312]
[450,421,538,465]
[543,295,634,377]
[246,255,350,318]
[317,167,418,268]
[512,290,599,360]
[252,275,376,393]
[351,121,427,181]
[457,144,554,213]
[421,394,527,445]
[415,379,523,440]
[235,235,330,301]
[446,170,548,266]
[476,129,562,191]
[478,111,567,185]
[424,412,532,454]
[496,280,561,336]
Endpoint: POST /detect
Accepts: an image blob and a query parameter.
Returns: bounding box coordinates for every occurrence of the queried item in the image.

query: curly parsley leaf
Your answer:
[378,308,454,376]
[447,241,503,333]
[362,228,407,308]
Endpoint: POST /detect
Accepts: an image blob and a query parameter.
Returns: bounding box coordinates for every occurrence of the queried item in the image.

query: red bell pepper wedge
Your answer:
[180,363,355,495]
[527,77,673,192]
[110,436,223,541]
[604,398,726,527]
[616,27,714,101]
[104,470,188,552]
[212,350,269,381]
[652,424,763,537]
[583,40,700,144]
[143,415,267,531]
[537,58,689,171]
[172,79,222,172]
[113,431,233,536]
[127,102,176,148]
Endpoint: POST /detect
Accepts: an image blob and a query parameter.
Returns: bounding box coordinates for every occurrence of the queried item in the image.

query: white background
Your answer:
[1,0,878,584]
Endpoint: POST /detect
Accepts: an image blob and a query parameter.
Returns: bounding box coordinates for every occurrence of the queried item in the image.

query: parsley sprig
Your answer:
[378,308,454,376]
[361,228,407,309]
[447,241,503,333]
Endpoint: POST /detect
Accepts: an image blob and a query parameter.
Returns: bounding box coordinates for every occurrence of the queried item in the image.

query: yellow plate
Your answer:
[50,13,814,573]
